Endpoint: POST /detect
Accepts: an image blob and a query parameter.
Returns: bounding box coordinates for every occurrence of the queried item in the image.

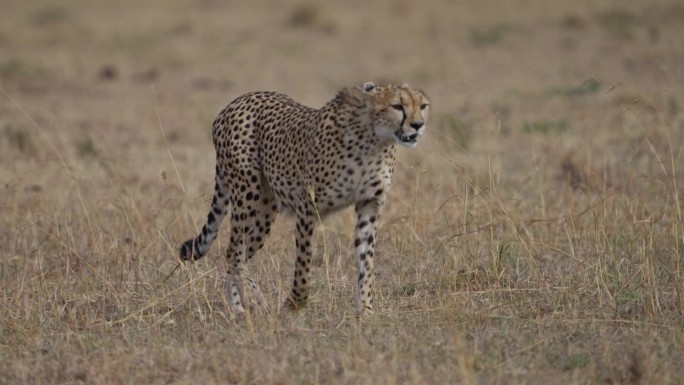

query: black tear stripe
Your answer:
[399,95,406,129]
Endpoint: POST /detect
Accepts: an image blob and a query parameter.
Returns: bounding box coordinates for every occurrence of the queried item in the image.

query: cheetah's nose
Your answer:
[410,121,424,130]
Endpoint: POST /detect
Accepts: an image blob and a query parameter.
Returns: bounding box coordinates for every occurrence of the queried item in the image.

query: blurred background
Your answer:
[1,0,682,188]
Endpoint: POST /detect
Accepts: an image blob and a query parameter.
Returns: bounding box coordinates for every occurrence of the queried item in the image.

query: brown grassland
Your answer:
[1,0,684,383]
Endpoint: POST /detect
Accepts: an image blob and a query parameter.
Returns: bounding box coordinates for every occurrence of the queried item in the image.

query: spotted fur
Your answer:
[180,81,430,315]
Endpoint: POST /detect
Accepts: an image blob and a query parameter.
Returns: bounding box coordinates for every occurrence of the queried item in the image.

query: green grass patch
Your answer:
[596,8,637,39]
[550,79,601,98]
[469,24,511,47]
[3,124,34,153]
[522,119,569,134]
[0,59,31,79]
[76,137,98,159]
[31,5,69,26]
[0,58,48,81]
[562,354,590,371]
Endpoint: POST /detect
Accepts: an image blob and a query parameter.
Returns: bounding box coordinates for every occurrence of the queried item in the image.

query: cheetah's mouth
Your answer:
[396,131,419,147]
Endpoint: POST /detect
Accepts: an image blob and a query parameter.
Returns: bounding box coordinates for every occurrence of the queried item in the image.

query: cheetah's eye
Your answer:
[391,104,404,111]
[420,104,429,110]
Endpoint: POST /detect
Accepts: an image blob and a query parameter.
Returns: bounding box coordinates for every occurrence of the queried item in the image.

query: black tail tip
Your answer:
[179,239,203,261]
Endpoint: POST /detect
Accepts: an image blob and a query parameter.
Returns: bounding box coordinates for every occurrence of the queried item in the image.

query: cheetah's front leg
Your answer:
[354,199,383,315]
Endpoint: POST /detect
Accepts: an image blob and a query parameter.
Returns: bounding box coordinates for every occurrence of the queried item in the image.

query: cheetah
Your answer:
[179,81,430,315]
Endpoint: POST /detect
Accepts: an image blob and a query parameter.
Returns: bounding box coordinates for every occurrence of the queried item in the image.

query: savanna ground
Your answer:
[1,0,683,383]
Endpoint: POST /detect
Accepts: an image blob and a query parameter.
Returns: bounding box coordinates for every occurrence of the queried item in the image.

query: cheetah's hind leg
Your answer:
[223,172,277,317]
[225,270,267,316]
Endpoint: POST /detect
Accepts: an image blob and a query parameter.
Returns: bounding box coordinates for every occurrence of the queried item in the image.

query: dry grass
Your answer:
[1,0,683,384]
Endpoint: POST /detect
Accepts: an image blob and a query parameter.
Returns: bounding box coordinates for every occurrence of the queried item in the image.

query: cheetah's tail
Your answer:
[179,170,229,261]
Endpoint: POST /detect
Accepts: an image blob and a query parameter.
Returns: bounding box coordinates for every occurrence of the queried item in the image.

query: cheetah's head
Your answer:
[362,81,430,148]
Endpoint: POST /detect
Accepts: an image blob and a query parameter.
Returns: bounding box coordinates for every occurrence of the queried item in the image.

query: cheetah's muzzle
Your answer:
[396,131,419,146]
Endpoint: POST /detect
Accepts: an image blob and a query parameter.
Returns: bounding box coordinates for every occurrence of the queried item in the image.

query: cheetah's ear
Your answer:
[363,82,376,92]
